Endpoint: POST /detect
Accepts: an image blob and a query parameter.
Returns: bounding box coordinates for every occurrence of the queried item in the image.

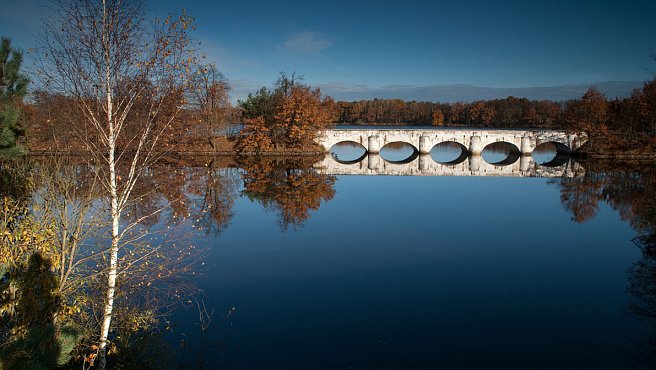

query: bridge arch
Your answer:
[482,142,521,166]
[380,141,419,164]
[430,141,469,165]
[329,141,368,164]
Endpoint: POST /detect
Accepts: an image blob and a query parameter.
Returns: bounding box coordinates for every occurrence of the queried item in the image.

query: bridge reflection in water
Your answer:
[314,128,587,177]
[315,151,584,178]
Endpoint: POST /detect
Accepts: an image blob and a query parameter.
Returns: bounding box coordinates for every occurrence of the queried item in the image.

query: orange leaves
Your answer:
[235,117,274,153]
[469,101,495,126]
[631,79,656,133]
[565,87,608,132]
[83,350,98,368]
[431,109,444,126]
[563,87,611,152]
[236,85,334,152]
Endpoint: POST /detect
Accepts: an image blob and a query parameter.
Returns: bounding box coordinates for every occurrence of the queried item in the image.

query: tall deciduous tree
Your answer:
[565,87,608,130]
[271,86,333,148]
[565,87,609,151]
[36,0,198,367]
[189,63,231,140]
[469,101,495,126]
[0,37,29,157]
[632,79,656,133]
[431,109,444,126]
[449,102,465,124]
[237,73,334,152]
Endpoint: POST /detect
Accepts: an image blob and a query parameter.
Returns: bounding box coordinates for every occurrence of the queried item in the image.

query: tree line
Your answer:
[13,59,656,157]
[333,97,562,127]
[331,79,656,155]
[332,83,655,132]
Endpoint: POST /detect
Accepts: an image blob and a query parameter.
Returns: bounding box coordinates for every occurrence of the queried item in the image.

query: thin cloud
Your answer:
[230,79,269,102]
[224,80,644,105]
[283,31,334,54]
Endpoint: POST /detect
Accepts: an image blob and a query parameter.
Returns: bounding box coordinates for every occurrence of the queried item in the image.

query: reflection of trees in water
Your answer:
[0,157,241,368]
[238,156,336,231]
[555,162,656,364]
[103,158,241,236]
[554,164,655,227]
[629,234,656,317]
[623,168,656,363]
[187,165,241,236]
[628,233,656,365]
[557,174,604,223]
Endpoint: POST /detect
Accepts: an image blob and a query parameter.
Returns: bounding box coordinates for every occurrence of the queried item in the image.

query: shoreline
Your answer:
[25,150,656,161]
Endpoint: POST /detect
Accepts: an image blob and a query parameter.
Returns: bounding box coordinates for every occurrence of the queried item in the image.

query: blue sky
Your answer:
[1,0,655,102]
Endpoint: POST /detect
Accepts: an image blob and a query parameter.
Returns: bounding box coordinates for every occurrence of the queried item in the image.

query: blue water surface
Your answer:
[167,160,650,369]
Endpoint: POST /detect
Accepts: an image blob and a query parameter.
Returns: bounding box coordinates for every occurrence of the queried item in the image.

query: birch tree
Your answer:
[35,0,198,367]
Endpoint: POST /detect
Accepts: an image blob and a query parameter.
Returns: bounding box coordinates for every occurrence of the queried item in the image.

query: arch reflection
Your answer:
[430,141,469,165]
[380,142,419,164]
[482,142,521,166]
[330,141,367,164]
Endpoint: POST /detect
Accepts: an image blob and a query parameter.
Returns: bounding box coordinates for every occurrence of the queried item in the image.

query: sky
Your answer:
[1,0,655,102]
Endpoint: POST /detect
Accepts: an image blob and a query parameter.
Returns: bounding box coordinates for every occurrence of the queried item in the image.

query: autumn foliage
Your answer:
[236,116,274,153]
[236,74,335,153]
[20,74,656,157]
[334,97,554,127]
[562,82,656,155]
[556,162,656,227]
[271,87,334,147]
[431,109,444,126]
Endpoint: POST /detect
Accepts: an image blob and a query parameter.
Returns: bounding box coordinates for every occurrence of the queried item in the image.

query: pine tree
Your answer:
[0,37,29,157]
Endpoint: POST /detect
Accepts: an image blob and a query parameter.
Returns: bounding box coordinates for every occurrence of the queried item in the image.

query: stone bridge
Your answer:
[314,153,585,178]
[314,128,587,155]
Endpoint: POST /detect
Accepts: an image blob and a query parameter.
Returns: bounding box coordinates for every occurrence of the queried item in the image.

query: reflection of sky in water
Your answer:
[379,142,416,162]
[330,141,366,162]
[174,169,646,369]
[532,143,558,164]
[430,142,466,163]
[480,142,517,164]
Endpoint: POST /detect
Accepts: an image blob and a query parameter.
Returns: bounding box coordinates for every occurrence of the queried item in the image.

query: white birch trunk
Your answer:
[98,1,120,367]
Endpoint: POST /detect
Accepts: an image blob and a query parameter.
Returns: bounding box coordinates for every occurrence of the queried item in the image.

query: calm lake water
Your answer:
[158,142,656,370]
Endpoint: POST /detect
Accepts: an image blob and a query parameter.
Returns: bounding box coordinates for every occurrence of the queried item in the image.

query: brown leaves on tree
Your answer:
[565,87,608,132]
[236,85,334,153]
[431,109,444,126]
[234,117,273,153]
[468,101,496,126]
